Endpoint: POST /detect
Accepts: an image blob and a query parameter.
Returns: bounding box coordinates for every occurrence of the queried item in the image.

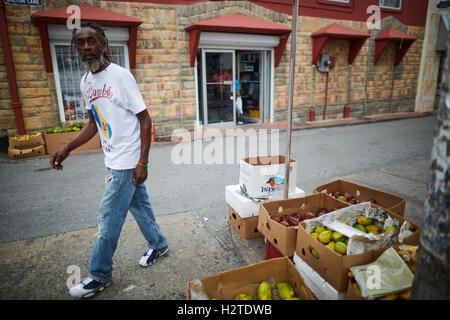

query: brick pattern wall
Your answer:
[0,0,425,138]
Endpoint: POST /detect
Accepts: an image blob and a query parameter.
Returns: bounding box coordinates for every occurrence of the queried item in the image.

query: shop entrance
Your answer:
[197,48,272,127]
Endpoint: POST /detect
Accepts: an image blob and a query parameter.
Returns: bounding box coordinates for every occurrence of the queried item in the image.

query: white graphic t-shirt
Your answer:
[80,63,147,170]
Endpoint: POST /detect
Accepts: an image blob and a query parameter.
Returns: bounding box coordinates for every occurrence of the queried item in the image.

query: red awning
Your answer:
[30,4,143,72]
[374,28,417,67]
[185,14,292,67]
[311,23,370,65]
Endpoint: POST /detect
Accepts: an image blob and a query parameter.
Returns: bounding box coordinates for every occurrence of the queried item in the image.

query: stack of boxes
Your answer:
[225,156,305,240]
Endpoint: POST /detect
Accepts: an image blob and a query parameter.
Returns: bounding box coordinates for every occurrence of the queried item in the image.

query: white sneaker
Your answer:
[139,246,169,267]
[69,276,112,298]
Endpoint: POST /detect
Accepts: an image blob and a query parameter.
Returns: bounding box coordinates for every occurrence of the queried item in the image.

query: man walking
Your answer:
[50,21,168,298]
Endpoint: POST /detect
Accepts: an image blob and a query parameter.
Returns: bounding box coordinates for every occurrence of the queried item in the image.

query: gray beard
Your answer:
[82,54,107,73]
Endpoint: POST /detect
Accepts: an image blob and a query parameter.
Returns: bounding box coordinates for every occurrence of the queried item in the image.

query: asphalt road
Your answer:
[0,115,436,243]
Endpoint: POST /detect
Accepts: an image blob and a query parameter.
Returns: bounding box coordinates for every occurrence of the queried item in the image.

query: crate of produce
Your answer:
[313,179,406,216]
[257,193,350,257]
[186,257,316,300]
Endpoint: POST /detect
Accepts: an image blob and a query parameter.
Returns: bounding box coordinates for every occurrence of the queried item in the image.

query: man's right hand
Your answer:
[50,147,69,170]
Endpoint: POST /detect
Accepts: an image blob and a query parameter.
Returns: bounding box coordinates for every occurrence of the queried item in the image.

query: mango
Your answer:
[314,226,325,234]
[335,242,347,255]
[328,241,336,251]
[310,232,319,240]
[332,231,344,242]
[311,248,319,259]
[285,297,301,300]
[247,294,258,300]
[277,282,295,300]
[318,230,332,244]
[354,224,367,233]
[383,226,398,234]
[365,225,379,233]
[352,282,361,295]
[399,290,411,300]
[369,230,379,235]
[235,293,249,300]
[357,216,373,226]
[258,281,273,300]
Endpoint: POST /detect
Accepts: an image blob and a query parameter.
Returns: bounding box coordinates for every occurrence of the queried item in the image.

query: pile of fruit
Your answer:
[331,191,377,205]
[222,281,300,300]
[9,132,42,141]
[310,225,349,256]
[352,215,398,236]
[45,122,85,134]
[309,215,400,257]
[273,208,332,227]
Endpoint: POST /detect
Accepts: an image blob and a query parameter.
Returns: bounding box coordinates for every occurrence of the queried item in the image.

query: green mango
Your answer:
[332,231,344,242]
[318,230,332,244]
[258,281,273,300]
[277,282,294,300]
[354,224,367,233]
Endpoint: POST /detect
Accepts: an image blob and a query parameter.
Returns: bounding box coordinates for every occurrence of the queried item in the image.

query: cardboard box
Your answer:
[239,155,297,198]
[225,184,305,219]
[345,279,363,300]
[257,193,350,257]
[45,132,101,155]
[186,257,316,300]
[8,144,46,160]
[9,132,45,150]
[295,206,420,293]
[293,253,346,300]
[313,179,406,216]
[228,206,262,239]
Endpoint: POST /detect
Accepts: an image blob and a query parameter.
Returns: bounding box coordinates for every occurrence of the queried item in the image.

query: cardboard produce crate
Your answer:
[295,205,420,293]
[257,193,350,257]
[313,179,406,216]
[186,257,316,300]
[45,132,101,155]
[8,132,45,150]
[8,144,46,160]
[239,155,297,199]
[228,206,262,239]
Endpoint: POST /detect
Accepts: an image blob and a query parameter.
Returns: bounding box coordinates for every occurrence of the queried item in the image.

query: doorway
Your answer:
[197,48,272,127]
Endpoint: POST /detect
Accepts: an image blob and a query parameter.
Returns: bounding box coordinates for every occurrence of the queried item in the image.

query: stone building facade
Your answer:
[0,0,430,138]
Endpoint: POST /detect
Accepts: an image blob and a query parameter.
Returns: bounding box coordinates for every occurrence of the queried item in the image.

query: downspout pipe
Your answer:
[0,1,25,135]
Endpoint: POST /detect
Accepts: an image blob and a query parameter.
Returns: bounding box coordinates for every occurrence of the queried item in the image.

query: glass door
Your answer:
[236,50,264,124]
[202,50,236,125]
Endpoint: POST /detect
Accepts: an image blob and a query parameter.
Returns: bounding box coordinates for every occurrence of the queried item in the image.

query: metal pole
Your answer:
[284,0,299,200]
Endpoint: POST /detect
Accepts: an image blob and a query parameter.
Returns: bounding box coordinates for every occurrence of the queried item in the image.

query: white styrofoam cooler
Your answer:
[239,156,297,198]
[225,184,305,219]
[293,253,347,300]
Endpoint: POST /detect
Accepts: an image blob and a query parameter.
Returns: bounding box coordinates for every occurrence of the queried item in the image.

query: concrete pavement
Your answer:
[0,113,435,299]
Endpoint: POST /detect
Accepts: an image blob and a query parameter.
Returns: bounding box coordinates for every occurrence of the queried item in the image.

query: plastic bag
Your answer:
[349,247,414,299]
[236,96,243,115]
[189,279,209,300]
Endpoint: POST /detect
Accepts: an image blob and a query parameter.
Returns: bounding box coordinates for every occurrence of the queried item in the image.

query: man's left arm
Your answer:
[134,109,152,186]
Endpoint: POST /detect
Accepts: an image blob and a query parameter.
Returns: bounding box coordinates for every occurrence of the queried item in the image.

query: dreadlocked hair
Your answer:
[70,21,112,62]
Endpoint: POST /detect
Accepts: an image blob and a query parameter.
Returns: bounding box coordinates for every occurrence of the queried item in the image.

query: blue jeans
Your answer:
[88,168,168,282]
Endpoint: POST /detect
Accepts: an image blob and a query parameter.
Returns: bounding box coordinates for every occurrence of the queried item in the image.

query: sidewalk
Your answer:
[0,112,432,299]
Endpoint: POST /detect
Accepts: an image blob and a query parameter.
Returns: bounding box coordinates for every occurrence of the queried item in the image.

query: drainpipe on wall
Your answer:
[0,1,25,135]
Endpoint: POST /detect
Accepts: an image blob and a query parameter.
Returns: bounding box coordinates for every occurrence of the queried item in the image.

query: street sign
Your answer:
[4,0,41,6]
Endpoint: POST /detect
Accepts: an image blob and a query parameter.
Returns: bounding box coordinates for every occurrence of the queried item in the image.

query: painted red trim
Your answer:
[30,4,143,72]
[186,14,291,68]
[102,0,427,27]
[374,28,417,66]
[37,22,53,73]
[0,1,25,134]
[188,29,201,67]
[129,26,137,69]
